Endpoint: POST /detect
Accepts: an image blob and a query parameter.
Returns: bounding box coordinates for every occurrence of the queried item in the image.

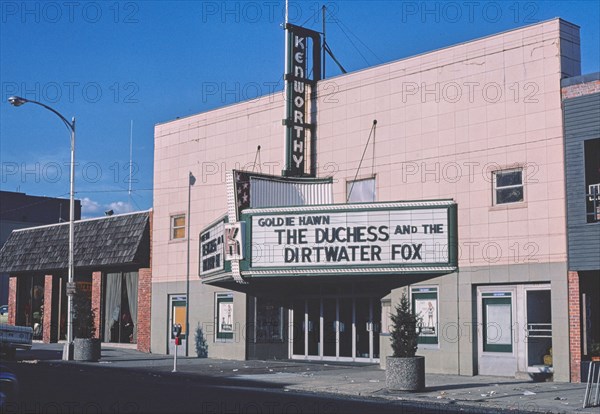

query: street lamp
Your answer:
[8,95,77,361]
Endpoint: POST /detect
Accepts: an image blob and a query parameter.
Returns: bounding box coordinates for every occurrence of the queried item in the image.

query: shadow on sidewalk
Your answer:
[424,380,534,392]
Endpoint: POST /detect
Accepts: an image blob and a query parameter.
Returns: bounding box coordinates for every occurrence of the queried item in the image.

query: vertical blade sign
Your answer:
[285,24,321,177]
[291,33,306,175]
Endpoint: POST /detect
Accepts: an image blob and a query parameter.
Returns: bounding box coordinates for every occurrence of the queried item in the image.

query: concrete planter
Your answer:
[73,338,101,362]
[386,356,425,391]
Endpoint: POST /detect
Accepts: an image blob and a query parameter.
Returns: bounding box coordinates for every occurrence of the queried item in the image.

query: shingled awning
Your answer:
[0,211,150,274]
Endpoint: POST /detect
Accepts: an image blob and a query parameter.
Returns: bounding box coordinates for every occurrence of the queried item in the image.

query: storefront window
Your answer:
[103,271,138,343]
[17,275,44,340]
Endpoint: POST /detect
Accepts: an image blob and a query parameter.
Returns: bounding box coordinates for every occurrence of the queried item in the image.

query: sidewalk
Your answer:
[16,343,598,414]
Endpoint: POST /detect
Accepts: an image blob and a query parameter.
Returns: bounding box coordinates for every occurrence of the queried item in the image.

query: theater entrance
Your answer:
[290,296,381,362]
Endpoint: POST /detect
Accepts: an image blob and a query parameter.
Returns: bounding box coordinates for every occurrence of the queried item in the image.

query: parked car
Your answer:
[0,364,19,411]
[0,306,7,324]
[0,324,33,360]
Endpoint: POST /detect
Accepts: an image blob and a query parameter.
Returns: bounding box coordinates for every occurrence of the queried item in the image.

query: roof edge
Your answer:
[561,72,600,87]
[155,18,576,128]
[12,209,151,233]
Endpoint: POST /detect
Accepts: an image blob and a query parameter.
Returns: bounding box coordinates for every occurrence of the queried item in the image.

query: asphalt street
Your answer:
[2,360,515,414]
[1,344,595,414]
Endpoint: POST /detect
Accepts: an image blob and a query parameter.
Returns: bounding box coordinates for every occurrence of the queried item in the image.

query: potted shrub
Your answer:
[195,323,208,358]
[386,292,425,391]
[72,293,101,362]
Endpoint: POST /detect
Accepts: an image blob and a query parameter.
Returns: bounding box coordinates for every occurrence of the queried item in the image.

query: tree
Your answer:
[390,292,421,358]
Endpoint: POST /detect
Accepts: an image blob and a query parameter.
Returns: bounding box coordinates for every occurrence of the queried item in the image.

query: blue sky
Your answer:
[1,1,599,218]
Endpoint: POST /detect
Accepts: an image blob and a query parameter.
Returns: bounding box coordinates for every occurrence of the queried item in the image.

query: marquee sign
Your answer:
[199,216,227,277]
[284,24,321,177]
[241,201,457,277]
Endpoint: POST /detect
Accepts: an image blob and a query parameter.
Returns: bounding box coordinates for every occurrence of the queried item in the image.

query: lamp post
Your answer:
[186,172,196,356]
[8,96,76,361]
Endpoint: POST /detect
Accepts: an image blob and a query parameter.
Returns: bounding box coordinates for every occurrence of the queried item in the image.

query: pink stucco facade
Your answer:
[153,18,580,381]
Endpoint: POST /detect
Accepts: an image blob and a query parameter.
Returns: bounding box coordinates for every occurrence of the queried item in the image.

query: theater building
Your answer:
[152,18,583,381]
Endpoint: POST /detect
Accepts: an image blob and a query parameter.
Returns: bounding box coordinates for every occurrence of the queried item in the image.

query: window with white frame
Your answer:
[347,177,376,203]
[493,168,524,205]
[170,214,186,239]
[584,138,600,223]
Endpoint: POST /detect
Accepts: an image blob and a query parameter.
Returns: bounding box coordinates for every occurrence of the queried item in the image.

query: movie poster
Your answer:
[414,297,437,337]
[218,301,233,334]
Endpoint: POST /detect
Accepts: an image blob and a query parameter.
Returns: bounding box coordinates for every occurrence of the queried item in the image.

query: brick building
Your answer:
[0,211,152,352]
[0,190,81,305]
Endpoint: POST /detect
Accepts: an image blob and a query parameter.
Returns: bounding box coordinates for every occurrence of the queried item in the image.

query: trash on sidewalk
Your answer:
[523,390,536,395]
[554,396,566,400]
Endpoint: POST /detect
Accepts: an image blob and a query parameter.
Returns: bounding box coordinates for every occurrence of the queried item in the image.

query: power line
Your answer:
[324,8,383,70]
[333,12,383,64]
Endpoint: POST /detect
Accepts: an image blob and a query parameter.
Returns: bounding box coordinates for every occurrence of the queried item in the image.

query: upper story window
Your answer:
[584,138,600,223]
[347,177,376,203]
[171,214,186,239]
[493,168,524,205]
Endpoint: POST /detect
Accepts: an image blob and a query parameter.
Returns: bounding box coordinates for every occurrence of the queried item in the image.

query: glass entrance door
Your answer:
[168,295,187,356]
[291,297,380,362]
[292,299,305,356]
[372,298,381,359]
[307,299,320,356]
[477,288,518,377]
[355,298,370,359]
[339,298,353,358]
[323,299,336,357]
[525,289,552,373]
